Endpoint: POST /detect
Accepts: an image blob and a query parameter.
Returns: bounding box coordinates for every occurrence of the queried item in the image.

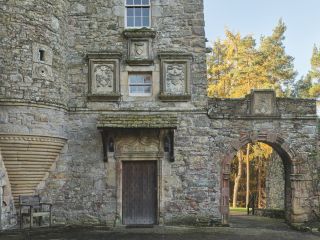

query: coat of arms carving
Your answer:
[130,41,148,59]
[165,64,185,94]
[94,64,114,93]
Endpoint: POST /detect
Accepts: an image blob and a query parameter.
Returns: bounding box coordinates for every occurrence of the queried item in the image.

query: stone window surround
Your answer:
[125,0,151,29]
[158,53,193,102]
[128,72,153,96]
[87,53,122,102]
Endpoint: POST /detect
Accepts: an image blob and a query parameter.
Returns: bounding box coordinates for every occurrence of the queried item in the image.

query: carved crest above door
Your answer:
[116,131,160,154]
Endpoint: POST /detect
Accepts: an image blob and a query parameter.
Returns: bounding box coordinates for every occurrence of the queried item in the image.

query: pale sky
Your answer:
[203,0,320,80]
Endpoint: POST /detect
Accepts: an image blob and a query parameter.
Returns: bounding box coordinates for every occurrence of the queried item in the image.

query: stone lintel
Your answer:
[122,29,156,39]
[97,114,178,129]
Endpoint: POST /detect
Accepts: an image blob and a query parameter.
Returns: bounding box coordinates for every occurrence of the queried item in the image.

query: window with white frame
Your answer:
[125,0,150,28]
[129,73,152,96]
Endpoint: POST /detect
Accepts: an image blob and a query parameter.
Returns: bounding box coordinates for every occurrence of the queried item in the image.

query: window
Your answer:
[125,0,150,28]
[129,73,152,96]
[39,49,45,61]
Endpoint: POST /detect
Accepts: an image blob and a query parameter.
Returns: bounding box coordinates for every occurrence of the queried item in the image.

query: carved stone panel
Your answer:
[32,63,53,80]
[94,64,114,94]
[251,90,276,116]
[165,63,186,94]
[129,40,149,60]
[123,29,156,66]
[87,53,121,101]
[158,53,192,101]
[115,130,160,155]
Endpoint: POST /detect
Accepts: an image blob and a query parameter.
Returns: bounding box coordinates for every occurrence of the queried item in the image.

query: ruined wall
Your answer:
[265,153,285,209]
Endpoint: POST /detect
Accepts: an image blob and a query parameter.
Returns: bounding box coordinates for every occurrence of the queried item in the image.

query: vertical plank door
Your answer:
[122,161,157,225]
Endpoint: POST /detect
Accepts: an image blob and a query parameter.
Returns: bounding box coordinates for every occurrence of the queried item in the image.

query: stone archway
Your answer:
[219,130,313,225]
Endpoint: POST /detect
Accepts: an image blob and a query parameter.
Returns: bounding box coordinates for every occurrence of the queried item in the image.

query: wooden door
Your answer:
[122,161,157,225]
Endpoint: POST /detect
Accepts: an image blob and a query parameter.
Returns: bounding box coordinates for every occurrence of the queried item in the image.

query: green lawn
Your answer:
[229,207,247,212]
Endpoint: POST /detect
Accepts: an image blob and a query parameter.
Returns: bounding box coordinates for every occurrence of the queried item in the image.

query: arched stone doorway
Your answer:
[220,130,313,225]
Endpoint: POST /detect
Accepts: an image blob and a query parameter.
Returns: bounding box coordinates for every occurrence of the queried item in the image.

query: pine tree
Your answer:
[207,20,297,98]
[293,44,320,98]
[259,19,297,97]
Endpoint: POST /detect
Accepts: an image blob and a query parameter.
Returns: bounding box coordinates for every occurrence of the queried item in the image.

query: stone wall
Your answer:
[0,0,69,105]
[208,93,318,223]
[67,0,207,109]
[0,0,318,227]
[265,152,285,209]
[35,111,219,226]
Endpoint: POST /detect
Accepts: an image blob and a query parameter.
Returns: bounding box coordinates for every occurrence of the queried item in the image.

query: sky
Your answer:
[203,0,320,80]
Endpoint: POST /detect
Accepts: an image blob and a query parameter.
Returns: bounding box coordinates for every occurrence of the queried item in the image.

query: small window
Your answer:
[129,73,152,96]
[125,0,150,28]
[39,49,45,61]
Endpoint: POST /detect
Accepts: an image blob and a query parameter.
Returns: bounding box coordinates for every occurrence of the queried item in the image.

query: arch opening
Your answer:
[220,135,295,225]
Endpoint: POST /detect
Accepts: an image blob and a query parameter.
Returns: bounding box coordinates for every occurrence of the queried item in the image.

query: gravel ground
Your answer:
[0,215,319,240]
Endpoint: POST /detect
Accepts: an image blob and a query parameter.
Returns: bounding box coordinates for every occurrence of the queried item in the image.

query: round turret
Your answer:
[0,0,68,105]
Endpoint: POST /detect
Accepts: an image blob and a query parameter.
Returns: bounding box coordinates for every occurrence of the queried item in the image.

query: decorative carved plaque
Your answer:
[158,53,192,101]
[87,53,121,101]
[116,131,159,154]
[251,90,276,115]
[123,29,156,66]
[94,64,114,93]
[165,63,185,94]
[130,41,148,60]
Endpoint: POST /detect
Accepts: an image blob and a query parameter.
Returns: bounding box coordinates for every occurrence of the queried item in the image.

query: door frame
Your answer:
[115,152,163,226]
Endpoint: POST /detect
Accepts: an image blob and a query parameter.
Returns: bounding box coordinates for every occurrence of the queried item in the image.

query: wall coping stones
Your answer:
[97,114,178,129]
[208,90,318,119]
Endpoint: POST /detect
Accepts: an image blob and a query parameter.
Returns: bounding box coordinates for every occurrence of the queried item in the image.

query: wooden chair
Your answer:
[19,195,52,229]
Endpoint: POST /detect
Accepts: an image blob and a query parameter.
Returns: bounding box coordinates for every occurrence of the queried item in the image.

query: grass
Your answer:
[229,207,247,212]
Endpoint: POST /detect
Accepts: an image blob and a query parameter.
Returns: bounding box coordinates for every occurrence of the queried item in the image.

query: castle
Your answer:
[0,0,318,229]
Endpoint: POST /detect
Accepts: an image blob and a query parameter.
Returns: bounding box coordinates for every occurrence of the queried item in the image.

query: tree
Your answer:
[259,19,297,96]
[293,44,320,98]
[207,20,297,98]
[232,151,243,208]
[245,144,250,208]
[230,142,273,208]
